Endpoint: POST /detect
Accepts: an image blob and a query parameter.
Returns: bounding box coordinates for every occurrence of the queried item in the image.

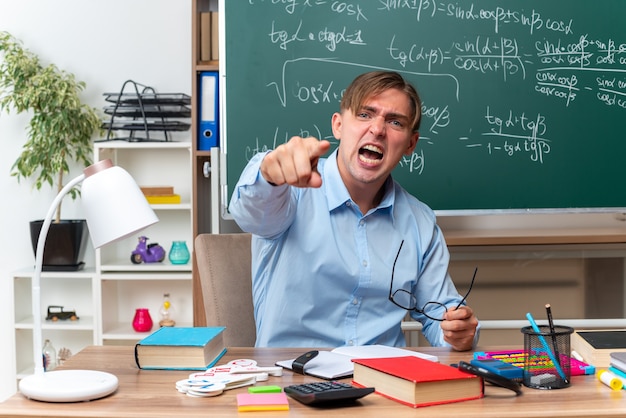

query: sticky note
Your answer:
[248,385,282,393]
[236,392,289,412]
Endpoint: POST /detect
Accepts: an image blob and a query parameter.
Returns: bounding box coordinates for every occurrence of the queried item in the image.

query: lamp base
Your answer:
[19,370,118,402]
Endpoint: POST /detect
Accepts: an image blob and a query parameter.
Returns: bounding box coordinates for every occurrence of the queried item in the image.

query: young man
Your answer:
[229,71,479,350]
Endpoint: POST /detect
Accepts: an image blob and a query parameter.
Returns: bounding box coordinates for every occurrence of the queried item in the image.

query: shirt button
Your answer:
[348,340,354,346]
[362,260,367,267]
[359,220,365,227]
[346,201,352,207]
[352,298,358,305]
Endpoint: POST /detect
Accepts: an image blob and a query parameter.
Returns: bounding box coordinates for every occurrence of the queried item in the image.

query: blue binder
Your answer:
[198,71,219,150]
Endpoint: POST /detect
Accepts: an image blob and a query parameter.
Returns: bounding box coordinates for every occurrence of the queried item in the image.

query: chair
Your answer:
[194,233,257,347]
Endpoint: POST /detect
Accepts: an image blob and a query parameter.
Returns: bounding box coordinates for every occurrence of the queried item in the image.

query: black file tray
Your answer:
[99,80,191,142]
[103,105,191,119]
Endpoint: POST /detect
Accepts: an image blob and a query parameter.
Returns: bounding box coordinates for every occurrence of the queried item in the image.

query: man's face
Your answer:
[332,88,419,191]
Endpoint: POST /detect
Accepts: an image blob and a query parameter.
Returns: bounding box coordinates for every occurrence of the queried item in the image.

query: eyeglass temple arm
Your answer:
[454,267,477,310]
[389,240,404,299]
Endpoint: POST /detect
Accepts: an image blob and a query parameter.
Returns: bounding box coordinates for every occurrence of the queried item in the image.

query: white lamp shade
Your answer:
[81,160,159,248]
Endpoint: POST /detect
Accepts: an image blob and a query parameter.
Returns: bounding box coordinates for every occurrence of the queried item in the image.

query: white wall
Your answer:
[0,0,191,400]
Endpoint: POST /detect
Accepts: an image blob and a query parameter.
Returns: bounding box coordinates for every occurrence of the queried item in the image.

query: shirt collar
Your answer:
[323,150,396,215]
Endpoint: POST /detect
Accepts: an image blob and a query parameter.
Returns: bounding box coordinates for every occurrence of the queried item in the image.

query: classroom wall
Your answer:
[0,0,191,400]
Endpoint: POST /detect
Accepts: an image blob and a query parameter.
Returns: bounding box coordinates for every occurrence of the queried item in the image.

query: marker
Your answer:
[597,369,623,391]
[526,312,568,383]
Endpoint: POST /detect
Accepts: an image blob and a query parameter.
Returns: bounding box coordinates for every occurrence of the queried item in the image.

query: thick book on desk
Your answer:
[352,356,483,408]
[134,327,226,370]
[571,329,626,367]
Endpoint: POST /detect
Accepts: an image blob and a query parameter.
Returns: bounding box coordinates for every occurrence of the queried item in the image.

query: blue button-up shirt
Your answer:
[229,150,471,348]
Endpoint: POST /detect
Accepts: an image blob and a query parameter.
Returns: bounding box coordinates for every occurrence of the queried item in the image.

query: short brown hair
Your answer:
[340,71,422,132]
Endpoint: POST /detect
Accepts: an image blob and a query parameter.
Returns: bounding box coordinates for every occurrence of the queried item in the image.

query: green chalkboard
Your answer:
[222,1,626,212]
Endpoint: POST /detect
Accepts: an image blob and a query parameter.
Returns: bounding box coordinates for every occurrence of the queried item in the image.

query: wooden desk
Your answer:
[1,346,624,417]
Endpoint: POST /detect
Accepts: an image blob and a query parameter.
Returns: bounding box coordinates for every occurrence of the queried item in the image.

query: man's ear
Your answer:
[331,112,342,140]
[404,132,419,155]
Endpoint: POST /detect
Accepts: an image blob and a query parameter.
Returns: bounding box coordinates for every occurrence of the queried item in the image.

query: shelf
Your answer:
[102,321,194,341]
[12,267,96,279]
[195,150,212,157]
[99,261,191,274]
[99,269,192,279]
[196,63,218,72]
[94,140,192,150]
[150,203,192,210]
[14,316,95,331]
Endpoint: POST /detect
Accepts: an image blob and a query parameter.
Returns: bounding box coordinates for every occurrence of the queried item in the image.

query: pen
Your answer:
[526,312,568,383]
[545,304,562,370]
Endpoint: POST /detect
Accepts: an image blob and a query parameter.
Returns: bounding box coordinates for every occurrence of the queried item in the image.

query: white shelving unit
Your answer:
[11,268,98,379]
[94,141,194,344]
[11,140,195,378]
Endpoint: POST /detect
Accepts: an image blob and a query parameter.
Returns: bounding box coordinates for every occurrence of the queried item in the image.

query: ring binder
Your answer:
[199,71,219,150]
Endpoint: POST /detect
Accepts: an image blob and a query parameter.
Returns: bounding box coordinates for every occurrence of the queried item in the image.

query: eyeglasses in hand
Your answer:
[388,240,477,322]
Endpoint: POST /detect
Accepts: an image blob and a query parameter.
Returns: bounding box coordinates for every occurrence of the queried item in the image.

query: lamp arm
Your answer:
[32,173,85,376]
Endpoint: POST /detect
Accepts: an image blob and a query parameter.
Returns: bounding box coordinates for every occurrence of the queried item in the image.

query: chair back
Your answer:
[194,233,256,346]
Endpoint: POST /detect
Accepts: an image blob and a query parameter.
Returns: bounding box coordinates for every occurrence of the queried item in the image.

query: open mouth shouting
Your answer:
[359,144,383,166]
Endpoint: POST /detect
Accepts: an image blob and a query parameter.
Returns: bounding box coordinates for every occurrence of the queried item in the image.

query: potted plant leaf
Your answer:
[0,31,101,270]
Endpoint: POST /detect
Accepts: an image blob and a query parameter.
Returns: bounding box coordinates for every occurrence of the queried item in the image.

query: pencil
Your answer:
[545,304,562,370]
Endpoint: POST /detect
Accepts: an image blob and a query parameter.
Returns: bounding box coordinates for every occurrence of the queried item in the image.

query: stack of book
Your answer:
[608,352,626,385]
[141,186,181,204]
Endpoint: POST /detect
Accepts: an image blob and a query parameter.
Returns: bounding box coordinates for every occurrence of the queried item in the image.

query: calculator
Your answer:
[283,381,375,405]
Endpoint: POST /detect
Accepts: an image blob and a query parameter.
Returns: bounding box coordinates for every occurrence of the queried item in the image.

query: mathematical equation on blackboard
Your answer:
[237,1,626,172]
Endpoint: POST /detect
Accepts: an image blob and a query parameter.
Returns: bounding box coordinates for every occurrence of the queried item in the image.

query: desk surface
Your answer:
[1,345,624,418]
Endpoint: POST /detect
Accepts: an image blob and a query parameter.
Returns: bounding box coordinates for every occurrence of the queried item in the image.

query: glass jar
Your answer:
[132,308,153,332]
[168,241,190,264]
[42,339,57,371]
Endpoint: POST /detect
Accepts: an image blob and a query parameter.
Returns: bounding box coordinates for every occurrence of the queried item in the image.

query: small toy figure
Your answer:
[131,236,166,264]
[46,305,79,321]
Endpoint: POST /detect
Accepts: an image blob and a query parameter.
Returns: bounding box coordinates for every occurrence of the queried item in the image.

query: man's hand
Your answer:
[260,136,331,188]
[441,306,479,351]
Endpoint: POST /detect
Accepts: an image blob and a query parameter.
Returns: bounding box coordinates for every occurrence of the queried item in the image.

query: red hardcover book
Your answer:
[352,356,484,408]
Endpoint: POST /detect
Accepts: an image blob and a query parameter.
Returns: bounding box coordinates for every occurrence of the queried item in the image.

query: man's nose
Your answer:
[369,116,385,136]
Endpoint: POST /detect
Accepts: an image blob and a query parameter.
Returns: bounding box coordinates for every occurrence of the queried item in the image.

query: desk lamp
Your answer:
[19,159,159,402]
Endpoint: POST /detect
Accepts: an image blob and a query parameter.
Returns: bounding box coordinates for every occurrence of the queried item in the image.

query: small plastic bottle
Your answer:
[42,339,57,371]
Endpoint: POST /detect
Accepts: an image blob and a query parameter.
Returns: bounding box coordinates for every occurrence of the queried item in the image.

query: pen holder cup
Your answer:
[521,325,574,389]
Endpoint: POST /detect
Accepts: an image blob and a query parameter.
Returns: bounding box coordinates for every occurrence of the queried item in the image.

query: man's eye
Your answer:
[389,120,404,128]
